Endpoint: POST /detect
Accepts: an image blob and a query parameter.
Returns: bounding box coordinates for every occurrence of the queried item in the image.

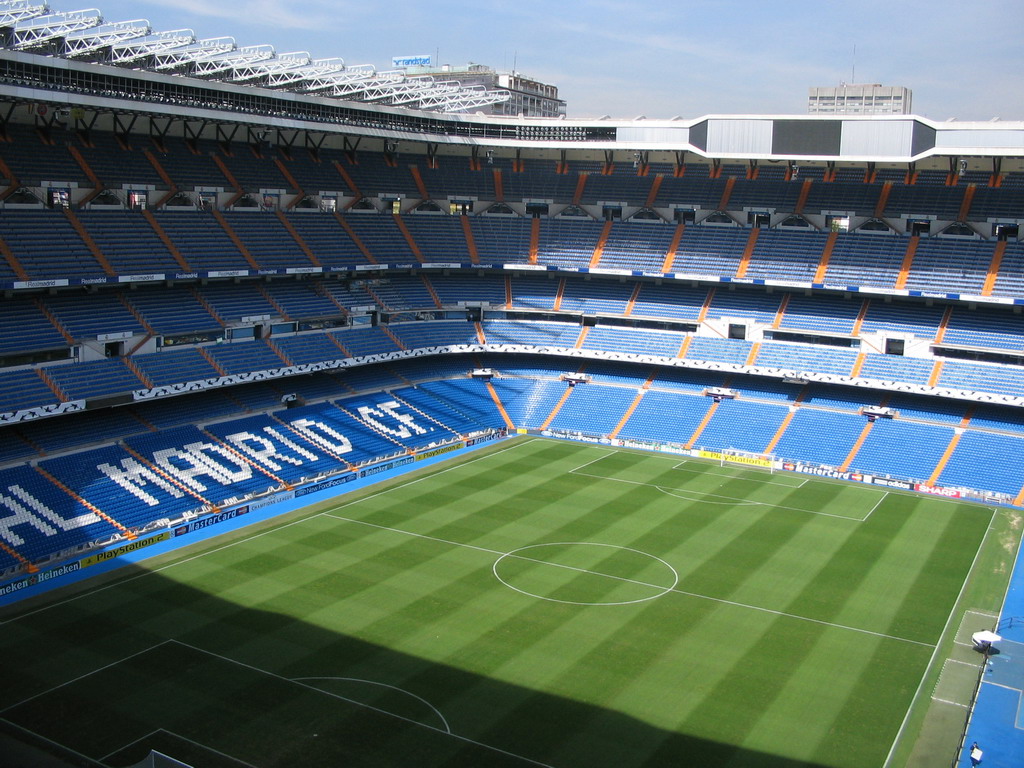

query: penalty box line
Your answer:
[167,639,557,768]
[569,449,806,489]
[0,639,177,716]
[569,453,881,522]
[321,510,934,649]
[101,729,258,767]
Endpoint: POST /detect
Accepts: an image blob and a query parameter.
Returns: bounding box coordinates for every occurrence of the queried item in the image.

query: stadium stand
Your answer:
[0,49,1021,594]
[0,16,1023,768]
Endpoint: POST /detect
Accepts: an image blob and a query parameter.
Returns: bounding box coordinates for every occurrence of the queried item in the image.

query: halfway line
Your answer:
[321,511,933,648]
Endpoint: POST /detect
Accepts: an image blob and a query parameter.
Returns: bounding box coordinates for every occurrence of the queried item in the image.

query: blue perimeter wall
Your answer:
[0,434,506,608]
[959,537,1024,768]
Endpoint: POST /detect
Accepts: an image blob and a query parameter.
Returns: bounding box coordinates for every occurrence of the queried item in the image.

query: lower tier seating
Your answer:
[3,355,1024,576]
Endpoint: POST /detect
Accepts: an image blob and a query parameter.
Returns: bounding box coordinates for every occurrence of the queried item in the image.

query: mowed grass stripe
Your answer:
[460,597,761,767]
[811,495,988,643]
[750,629,925,768]
[780,489,922,629]
[814,627,933,767]
[320,443,944,645]
[44,640,551,767]
[674,483,826,599]
[575,451,877,520]
[712,508,860,610]
[0,438,997,768]
[481,601,717,766]
[674,612,837,765]
[340,444,615,544]
[880,498,992,642]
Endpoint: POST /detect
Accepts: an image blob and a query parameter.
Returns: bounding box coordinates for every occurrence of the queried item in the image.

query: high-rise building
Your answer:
[403,63,566,117]
[808,84,912,115]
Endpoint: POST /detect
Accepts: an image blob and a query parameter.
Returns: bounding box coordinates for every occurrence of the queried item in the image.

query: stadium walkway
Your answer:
[959,555,1024,767]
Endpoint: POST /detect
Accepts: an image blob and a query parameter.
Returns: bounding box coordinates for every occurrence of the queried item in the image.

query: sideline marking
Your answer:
[176,640,555,767]
[293,677,451,733]
[492,542,679,606]
[322,511,934,647]
[982,680,1024,694]
[931,658,980,708]
[0,437,543,626]
[931,697,969,709]
[882,503,998,768]
[946,658,981,668]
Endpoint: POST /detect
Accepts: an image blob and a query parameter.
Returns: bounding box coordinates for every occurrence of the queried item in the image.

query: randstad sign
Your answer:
[392,55,431,68]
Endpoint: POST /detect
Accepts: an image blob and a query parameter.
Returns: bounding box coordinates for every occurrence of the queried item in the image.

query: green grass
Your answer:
[0,438,1004,767]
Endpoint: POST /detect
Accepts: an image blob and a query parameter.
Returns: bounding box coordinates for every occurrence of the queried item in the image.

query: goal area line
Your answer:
[568,450,884,522]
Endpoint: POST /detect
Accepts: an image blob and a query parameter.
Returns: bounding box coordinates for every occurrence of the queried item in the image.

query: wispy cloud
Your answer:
[85,0,1024,119]
[130,0,365,33]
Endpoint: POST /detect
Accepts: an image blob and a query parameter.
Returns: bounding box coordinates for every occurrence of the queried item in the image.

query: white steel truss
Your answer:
[12,8,101,49]
[151,36,235,71]
[191,44,275,77]
[263,58,352,87]
[0,0,50,27]
[294,66,395,93]
[225,51,312,83]
[311,70,410,98]
[61,18,150,58]
[361,78,463,104]
[108,29,195,65]
[0,1,513,113]
[417,85,511,113]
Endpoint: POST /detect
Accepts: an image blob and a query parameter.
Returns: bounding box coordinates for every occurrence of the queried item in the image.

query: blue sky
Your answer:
[79,0,1022,120]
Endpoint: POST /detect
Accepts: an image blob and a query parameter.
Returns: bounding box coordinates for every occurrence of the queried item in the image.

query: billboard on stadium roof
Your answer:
[393,55,432,68]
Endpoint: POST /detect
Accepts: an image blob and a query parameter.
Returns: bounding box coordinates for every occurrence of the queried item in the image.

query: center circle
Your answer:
[492,542,679,606]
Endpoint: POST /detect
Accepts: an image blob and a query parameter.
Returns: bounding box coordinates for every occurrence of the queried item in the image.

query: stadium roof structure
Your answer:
[0,0,511,113]
[0,1,1020,165]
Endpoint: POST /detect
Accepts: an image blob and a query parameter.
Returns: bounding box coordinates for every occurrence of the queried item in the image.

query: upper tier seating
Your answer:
[821,232,906,288]
[744,229,831,282]
[546,383,640,435]
[582,326,685,357]
[151,211,251,272]
[615,389,713,445]
[558,280,634,315]
[693,398,790,453]
[0,124,90,186]
[6,262,1024,417]
[672,226,747,277]
[845,418,954,481]
[0,295,68,355]
[471,216,533,264]
[777,293,861,335]
[46,358,146,401]
[0,209,104,279]
[772,408,866,466]
[537,218,603,268]
[596,222,677,271]
[490,377,566,428]
[75,211,180,275]
[220,212,317,270]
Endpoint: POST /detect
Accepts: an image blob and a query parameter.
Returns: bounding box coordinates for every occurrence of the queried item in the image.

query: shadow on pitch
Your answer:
[0,564,836,768]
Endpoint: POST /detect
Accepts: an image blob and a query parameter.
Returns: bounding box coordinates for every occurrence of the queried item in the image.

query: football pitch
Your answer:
[0,438,1004,768]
